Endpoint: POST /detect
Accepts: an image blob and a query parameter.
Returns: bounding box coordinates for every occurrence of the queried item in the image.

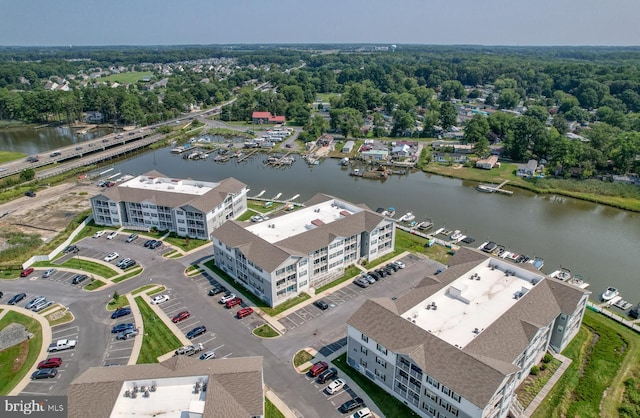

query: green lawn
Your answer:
[333,353,419,418]
[135,296,183,364]
[315,266,362,294]
[112,266,143,283]
[106,295,129,311]
[247,200,273,213]
[532,309,637,418]
[83,279,106,291]
[394,229,451,265]
[252,324,279,338]
[46,309,74,327]
[0,269,22,280]
[293,350,314,367]
[237,210,258,221]
[202,260,310,316]
[147,286,166,296]
[0,151,26,164]
[132,284,158,295]
[99,71,153,84]
[61,258,119,278]
[265,398,285,418]
[163,236,209,252]
[0,311,43,395]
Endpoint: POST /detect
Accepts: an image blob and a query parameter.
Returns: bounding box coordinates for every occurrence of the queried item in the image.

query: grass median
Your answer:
[83,279,106,291]
[0,311,42,395]
[60,258,119,278]
[135,296,182,364]
[112,266,143,283]
[252,324,279,338]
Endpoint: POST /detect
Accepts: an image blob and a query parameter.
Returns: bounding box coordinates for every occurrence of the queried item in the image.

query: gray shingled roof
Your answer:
[67,356,263,418]
[98,175,246,213]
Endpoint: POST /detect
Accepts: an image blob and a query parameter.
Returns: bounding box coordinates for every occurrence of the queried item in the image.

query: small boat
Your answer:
[399,212,415,222]
[283,203,294,211]
[264,201,274,208]
[481,241,497,253]
[341,157,349,166]
[601,287,619,301]
[613,299,633,310]
[386,208,396,217]
[450,230,463,240]
[418,220,434,231]
[549,268,572,282]
[528,257,545,270]
[476,184,495,193]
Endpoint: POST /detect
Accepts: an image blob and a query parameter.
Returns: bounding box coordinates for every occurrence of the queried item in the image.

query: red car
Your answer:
[237,307,253,319]
[20,267,34,277]
[37,357,62,369]
[225,297,243,309]
[172,311,191,323]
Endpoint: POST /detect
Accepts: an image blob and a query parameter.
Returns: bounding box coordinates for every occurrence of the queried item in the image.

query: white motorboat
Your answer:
[450,230,463,240]
[601,287,619,301]
[399,212,415,222]
[549,268,572,282]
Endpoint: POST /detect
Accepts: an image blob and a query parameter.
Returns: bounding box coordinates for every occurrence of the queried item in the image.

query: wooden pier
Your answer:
[477,180,513,195]
[238,150,258,162]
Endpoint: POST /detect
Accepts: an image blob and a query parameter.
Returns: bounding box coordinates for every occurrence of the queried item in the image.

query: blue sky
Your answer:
[3,0,640,46]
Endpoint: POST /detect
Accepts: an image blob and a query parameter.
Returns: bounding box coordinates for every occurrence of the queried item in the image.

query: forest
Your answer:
[0,45,639,176]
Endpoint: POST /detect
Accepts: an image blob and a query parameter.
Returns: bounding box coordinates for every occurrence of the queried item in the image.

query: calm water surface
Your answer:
[105,148,640,301]
[0,126,114,155]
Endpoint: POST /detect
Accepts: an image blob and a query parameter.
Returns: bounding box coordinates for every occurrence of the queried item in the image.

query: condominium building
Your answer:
[211,193,395,307]
[67,356,264,418]
[91,171,247,239]
[346,247,589,418]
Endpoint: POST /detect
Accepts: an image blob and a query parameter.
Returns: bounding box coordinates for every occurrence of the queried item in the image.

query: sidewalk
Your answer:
[125,293,144,365]
[7,306,53,395]
[265,388,298,418]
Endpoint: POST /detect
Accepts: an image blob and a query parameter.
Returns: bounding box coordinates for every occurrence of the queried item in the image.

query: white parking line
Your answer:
[105,355,131,361]
[211,344,225,351]
[327,390,347,400]
[53,333,79,340]
[222,353,232,359]
[20,391,48,395]
[52,325,78,334]
[108,346,134,352]
[199,336,217,346]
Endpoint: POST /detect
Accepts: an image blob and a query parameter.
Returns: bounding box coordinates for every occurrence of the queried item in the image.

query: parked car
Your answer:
[116,258,131,268]
[363,274,376,284]
[383,266,395,275]
[71,274,88,285]
[151,294,170,305]
[111,307,131,319]
[199,350,216,360]
[353,277,369,288]
[120,259,137,269]
[32,300,53,312]
[314,300,329,310]
[225,297,243,309]
[37,357,62,369]
[208,286,225,296]
[25,296,46,310]
[31,368,58,380]
[126,233,138,243]
[386,263,399,272]
[316,367,338,384]
[172,311,191,323]
[111,323,135,333]
[116,328,138,340]
[219,292,236,304]
[349,407,372,418]
[339,397,365,413]
[308,361,329,377]
[325,378,346,395]
[186,325,207,339]
[106,231,118,240]
[42,268,57,278]
[104,252,119,262]
[236,307,253,318]
[20,267,34,277]
[368,271,381,281]
[144,239,156,248]
[24,191,36,197]
[63,245,78,253]
[393,260,406,269]
[8,293,27,305]
[175,343,204,356]
[94,230,106,238]
[149,240,162,249]
[375,268,387,278]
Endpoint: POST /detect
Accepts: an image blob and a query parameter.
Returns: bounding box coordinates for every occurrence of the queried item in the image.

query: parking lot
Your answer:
[302,369,365,416]
[20,324,80,396]
[103,316,138,367]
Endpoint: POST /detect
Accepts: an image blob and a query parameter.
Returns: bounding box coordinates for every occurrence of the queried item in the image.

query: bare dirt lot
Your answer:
[0,180,99,246]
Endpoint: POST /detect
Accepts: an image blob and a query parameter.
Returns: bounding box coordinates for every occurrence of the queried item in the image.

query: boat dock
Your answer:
[238,150,258,162]
[477,180,513,195]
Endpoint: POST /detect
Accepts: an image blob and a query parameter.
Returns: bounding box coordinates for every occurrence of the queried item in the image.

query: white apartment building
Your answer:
[211,193,395,307]
[347,248,589,418]
[91,171,247,240]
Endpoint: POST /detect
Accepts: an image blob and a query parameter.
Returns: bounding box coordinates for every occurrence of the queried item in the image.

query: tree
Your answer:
[524,106,549,124]
[439,102,457,130]
[440,80,465,100]
[329,107,363,138]
[473,136,490,157]
[487,111,514,139]
[464,114,490,143]
[497,89,520,109]
[505,116,547,161]
[392,110,415,136]
[372,113,386,137]
[552,114,569,135]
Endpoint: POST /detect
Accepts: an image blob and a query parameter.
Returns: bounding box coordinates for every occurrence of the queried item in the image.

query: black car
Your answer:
[375,269,387,278]
[368,271,381,280]
[383,266,395,275]
[339,397,365,413]
[314,300,329,310]
[31,368,58,379]
[111,307,132,319]
[144,239,156,248]
[316,367,338,383]
[8,293,27,305]
[121,259,137,269]
[63,244,79,254]
[71,274,88,285]
[111,323,135,333]
[149,240,162,249]
[186,326,207,339]
[208,286,225,296]
[24,191,36,197]
[386,263,399,272]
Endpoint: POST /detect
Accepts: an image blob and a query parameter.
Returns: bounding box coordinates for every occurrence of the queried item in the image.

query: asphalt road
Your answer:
[1,234,441,416]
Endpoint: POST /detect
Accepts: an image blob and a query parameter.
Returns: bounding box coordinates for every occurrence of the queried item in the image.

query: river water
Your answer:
[0,126,114,155]
[2,129,639,303]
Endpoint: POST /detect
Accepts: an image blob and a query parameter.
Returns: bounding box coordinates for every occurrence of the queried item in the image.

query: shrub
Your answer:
[530,365,540,376]
[543,353,552,363]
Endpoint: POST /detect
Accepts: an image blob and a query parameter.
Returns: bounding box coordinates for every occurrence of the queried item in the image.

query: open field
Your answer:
[0,151,26,164]
[98,71,153,84]
[0,311,42,395]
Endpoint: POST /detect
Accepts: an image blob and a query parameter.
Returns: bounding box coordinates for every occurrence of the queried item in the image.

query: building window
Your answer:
[427,375,440,389]
[376,343,388,355]
[376,357,386,368]
[359,359,367,368]
[361,333,368,343]
[441,386,451,397]
[361,346,368,355]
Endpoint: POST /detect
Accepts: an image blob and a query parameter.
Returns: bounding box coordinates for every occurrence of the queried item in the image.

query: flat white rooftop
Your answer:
[402,259,545,348]
[110,376,208,418]
[246,198,363,243]
[119,175,218,196]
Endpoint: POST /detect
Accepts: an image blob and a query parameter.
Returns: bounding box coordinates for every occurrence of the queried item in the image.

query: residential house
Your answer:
[361,149,389,161]
[516,160,538,177]
[434,153,468,164]
[475,155,499,170]
[211,194,395,307]
[453,144,474,154]
[251,112,286,124]
[342,140,355,153]
[390,144,412,157]
[346,247,589,418]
